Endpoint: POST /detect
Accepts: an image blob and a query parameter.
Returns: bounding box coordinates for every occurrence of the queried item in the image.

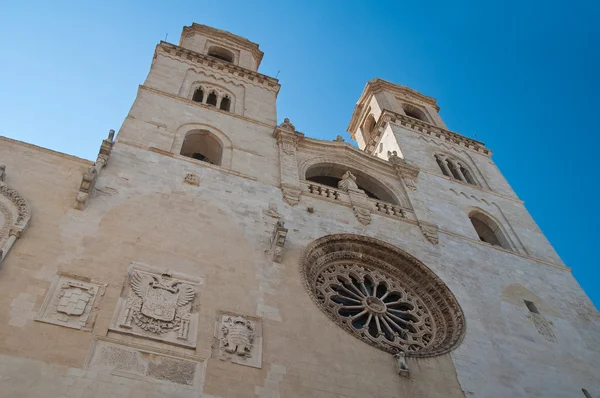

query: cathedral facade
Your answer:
[0,23,597,397]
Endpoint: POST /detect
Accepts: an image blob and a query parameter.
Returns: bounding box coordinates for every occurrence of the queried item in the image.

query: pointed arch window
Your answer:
[469,210,511,250]
[192,87,204,103]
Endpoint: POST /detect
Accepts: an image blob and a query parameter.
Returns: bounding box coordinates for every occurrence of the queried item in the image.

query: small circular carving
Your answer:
[300,234,465,357]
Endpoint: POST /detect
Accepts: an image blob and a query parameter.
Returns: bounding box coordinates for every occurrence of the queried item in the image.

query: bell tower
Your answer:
[115,23,281,183]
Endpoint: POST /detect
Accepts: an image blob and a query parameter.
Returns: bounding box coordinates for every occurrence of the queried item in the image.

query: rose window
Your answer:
[301,234,465,357]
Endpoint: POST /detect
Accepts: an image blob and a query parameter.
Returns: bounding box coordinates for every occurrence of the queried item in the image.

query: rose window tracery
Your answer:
[301,234,465,357]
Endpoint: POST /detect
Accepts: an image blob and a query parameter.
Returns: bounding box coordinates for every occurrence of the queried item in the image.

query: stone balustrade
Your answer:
[370,199,406,219]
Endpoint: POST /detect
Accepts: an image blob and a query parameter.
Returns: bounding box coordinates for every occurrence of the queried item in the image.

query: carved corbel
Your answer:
[273,119,304,206]
[388,152,420,192]
[394,352,410,378]
[266,221,288,263]
[74,129,115,210]
[418,221,439,245]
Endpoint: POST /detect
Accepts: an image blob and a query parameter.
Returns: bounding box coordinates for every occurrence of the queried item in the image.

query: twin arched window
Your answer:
[191,86,232,112]
[435,154,478,186]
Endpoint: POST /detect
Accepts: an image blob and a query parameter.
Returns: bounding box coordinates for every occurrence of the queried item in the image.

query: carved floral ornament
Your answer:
[0,167,31,262]
[300,234,465,357]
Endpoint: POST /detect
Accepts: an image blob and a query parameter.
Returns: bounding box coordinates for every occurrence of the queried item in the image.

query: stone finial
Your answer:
[337,171,359,192]
[279,118,295,132]
[108,129,115,142]
[334,135,345,142]
[395,352,410,378]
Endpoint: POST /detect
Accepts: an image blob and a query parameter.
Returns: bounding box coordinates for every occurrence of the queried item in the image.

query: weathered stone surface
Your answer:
[0,22,596,398]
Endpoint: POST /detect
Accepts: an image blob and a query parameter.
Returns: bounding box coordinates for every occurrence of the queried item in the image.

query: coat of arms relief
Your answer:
[214,312,262,368]
[110,263,201,348]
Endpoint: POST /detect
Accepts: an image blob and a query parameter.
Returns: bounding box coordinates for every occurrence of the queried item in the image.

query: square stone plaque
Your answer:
[35,273,106,330]
[109,262,202,349]
[213,311,262,368]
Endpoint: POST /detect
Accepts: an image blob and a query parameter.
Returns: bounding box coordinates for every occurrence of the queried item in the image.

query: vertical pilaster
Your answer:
[273,118,304,206]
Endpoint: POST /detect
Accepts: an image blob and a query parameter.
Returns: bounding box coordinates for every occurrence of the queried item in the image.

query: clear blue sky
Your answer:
[1,1,598,307]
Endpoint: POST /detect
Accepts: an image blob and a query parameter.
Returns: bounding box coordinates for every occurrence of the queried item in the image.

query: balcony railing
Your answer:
[370,199,406,219]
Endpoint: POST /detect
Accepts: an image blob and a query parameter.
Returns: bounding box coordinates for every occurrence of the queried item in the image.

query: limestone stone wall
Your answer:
[0,134,597,397]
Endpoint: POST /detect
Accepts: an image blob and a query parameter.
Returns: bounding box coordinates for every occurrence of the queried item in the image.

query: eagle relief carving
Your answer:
[111,264,200,348]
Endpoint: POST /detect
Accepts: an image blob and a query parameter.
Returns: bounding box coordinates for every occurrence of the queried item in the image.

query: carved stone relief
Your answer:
[213,312,262,368]
[36,273,106,330]
[281,185,302,206]
[266,221,288,263]
[109,263,201,348]
[184,173,200,186]
[86,338,204,387]
[529,312,557,343]
[264,201,280,218]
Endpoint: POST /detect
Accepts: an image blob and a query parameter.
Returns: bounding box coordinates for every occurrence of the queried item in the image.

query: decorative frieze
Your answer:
[214,312,262,368]
[87,338,204,386]
[74,129,115,210]
[109,263,201,348]
[35,273,106,330]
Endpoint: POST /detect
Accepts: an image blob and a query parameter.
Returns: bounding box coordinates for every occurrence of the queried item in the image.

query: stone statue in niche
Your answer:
[123,271,195,336]
[221,316,255,358]
[337,171,359,192]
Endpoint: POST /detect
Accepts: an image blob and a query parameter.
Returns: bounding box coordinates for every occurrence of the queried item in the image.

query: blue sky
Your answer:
[1,0,598,307]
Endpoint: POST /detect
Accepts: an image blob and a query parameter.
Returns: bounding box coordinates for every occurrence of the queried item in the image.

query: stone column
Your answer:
[273,119,304,206]
[437,155,453,177]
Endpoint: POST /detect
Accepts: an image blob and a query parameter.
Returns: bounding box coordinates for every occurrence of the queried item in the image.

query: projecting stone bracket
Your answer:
[395,352,410,378]
[418,221,439,245]
[74,129,115,210]
[388,151,420,192]
[266,221,288,263]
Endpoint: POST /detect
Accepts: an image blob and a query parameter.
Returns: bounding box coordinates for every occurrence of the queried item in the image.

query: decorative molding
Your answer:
[157,42,279,93]
[266,221,288,263]
[419,222,439,245]
[300,234,465,357]
[74,130,115,210]
[109,262,201,349]
[213,312,263,368]
[35,273,106,330]
[0,167,32,264]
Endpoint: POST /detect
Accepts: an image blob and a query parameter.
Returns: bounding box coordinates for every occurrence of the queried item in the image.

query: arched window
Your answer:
[180,130,223,166]
[305,163,398,204]
[469,210,511,250]
[434,154,479,186]
[207,46,234,63]
[220,95,231,112]
[361,114,376,142]
[192,87,204,103]
[206,91,217,106]
[403,103,428,122]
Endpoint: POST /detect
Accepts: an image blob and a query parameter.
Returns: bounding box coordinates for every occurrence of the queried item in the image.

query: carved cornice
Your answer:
[157,42,279,94]
[180,23,264,67]
[373,110,491,156]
